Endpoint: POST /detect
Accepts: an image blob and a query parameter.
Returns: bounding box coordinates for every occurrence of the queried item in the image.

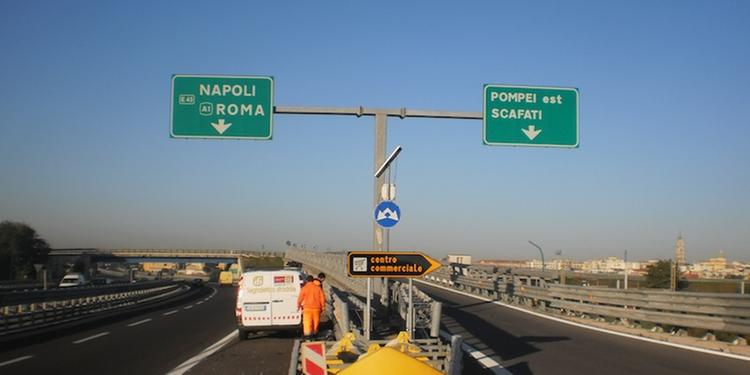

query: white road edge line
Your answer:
[439,330,511,375]
[127,318,153,327]
[73,331,110,344]
[417,279,750,363]
[164,310,179,316]
[165,330,237,375]
[0,355,33,368]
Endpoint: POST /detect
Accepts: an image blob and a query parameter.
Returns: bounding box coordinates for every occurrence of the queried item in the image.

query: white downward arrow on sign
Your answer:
[522,125,542,140]
[211,119,232,134]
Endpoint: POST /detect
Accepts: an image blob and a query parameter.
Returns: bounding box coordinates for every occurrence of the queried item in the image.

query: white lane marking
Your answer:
[166,330,237,375]
[196,301,204,305]
[73,331,110,344]
[418,279,750,363]
[440,330,510,374]
[163,310,179,316]
[127,318,153,327]
[184,305,194,310]
[0,355,33,368]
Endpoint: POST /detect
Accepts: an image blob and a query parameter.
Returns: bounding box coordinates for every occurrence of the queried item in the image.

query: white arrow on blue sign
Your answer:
[374,200,401,228]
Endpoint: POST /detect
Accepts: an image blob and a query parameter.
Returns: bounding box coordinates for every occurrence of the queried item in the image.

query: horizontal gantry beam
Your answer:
[275,106,482,120]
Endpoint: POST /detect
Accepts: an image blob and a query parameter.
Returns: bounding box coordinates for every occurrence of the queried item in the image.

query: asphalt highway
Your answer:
[418,282,750,374]
[0,285,249,375]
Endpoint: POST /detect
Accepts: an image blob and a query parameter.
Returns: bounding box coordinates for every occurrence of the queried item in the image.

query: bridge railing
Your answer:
[423,265,750,342]
[285,249,366,296]
[49,248,285,258]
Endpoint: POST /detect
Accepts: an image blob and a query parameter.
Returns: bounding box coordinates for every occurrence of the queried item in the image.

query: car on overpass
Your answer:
[58,273,90,287]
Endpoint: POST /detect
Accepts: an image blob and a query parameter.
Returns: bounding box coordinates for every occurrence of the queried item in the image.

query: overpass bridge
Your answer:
[44,248,286,281]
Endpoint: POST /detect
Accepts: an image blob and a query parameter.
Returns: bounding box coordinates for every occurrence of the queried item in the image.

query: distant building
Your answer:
[446,254,472,265]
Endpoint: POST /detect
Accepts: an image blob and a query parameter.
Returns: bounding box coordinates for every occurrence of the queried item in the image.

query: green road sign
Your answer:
[347,251,441,278]
[171,75,274,139]
[483,84,579,147]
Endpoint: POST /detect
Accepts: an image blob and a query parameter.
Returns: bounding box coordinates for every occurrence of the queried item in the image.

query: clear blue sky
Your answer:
[1,1,748,262]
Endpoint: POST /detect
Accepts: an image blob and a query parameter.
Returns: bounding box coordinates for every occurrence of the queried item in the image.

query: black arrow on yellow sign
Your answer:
[346,251,442,278]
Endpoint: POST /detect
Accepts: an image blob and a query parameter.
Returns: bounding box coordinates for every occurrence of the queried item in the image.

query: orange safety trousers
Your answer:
[303,308,321,336]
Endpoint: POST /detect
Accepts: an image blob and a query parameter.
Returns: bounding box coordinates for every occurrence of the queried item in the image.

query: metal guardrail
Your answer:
[391,281,441,338]
[0,281,188,336]
[0,280,175,306]
[424,265,750,340]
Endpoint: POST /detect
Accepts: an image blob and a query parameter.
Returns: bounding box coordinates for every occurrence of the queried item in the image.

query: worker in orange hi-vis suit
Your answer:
[297,275,325,340]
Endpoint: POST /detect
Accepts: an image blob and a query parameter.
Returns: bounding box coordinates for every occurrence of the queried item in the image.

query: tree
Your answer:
[0,221,51,280]
[645,259,676,289]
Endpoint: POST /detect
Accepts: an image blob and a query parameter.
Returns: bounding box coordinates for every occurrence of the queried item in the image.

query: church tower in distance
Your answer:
[675,233,686,265]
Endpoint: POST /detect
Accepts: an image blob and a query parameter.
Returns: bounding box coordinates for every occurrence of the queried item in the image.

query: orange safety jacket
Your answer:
[297,281,325,311]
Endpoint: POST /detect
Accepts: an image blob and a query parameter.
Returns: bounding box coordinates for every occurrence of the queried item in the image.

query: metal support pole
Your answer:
[366,277,371,341]
[616,279,620,289]
[449,335,464,375]
[43,269,48,290]
[373,113,388,308]
[340,300,350,334]
[408,278,414,338]
[430,301,442,338]
[741,281,745,294]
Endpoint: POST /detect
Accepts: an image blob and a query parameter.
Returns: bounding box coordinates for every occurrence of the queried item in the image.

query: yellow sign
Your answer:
[347,251,441,278]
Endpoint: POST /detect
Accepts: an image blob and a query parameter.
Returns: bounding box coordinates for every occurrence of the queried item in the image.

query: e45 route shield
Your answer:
[347,251,441,278]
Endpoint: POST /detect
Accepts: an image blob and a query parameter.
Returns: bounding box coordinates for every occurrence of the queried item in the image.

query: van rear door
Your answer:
[270,273,301,326]
[240,273,272,326]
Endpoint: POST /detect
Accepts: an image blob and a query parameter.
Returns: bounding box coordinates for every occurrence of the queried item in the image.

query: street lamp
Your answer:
[528,241,545,272]
[624,249,629,290]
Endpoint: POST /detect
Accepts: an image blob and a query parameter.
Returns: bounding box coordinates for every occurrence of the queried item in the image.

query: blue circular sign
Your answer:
[374,200,401,228]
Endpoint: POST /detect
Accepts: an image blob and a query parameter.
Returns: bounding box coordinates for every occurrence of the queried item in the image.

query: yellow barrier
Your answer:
[338,346,442,375]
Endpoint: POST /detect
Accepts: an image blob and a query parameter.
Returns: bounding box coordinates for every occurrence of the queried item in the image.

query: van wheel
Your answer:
[238,329,247,340]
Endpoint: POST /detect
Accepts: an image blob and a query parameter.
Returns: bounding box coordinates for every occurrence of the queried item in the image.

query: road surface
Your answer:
[418,282,750,375]
[0,285,278,375]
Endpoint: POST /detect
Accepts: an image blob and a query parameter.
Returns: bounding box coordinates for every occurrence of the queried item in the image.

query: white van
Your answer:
[235,269,304,339]
[59,273,90,288]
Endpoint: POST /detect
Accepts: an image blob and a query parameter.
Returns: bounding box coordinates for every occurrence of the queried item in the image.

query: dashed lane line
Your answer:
[73,331,110,344]
[163,310,179,316]
[183,305,194,310]
[0,355,33,368]
[127,318,153,327]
